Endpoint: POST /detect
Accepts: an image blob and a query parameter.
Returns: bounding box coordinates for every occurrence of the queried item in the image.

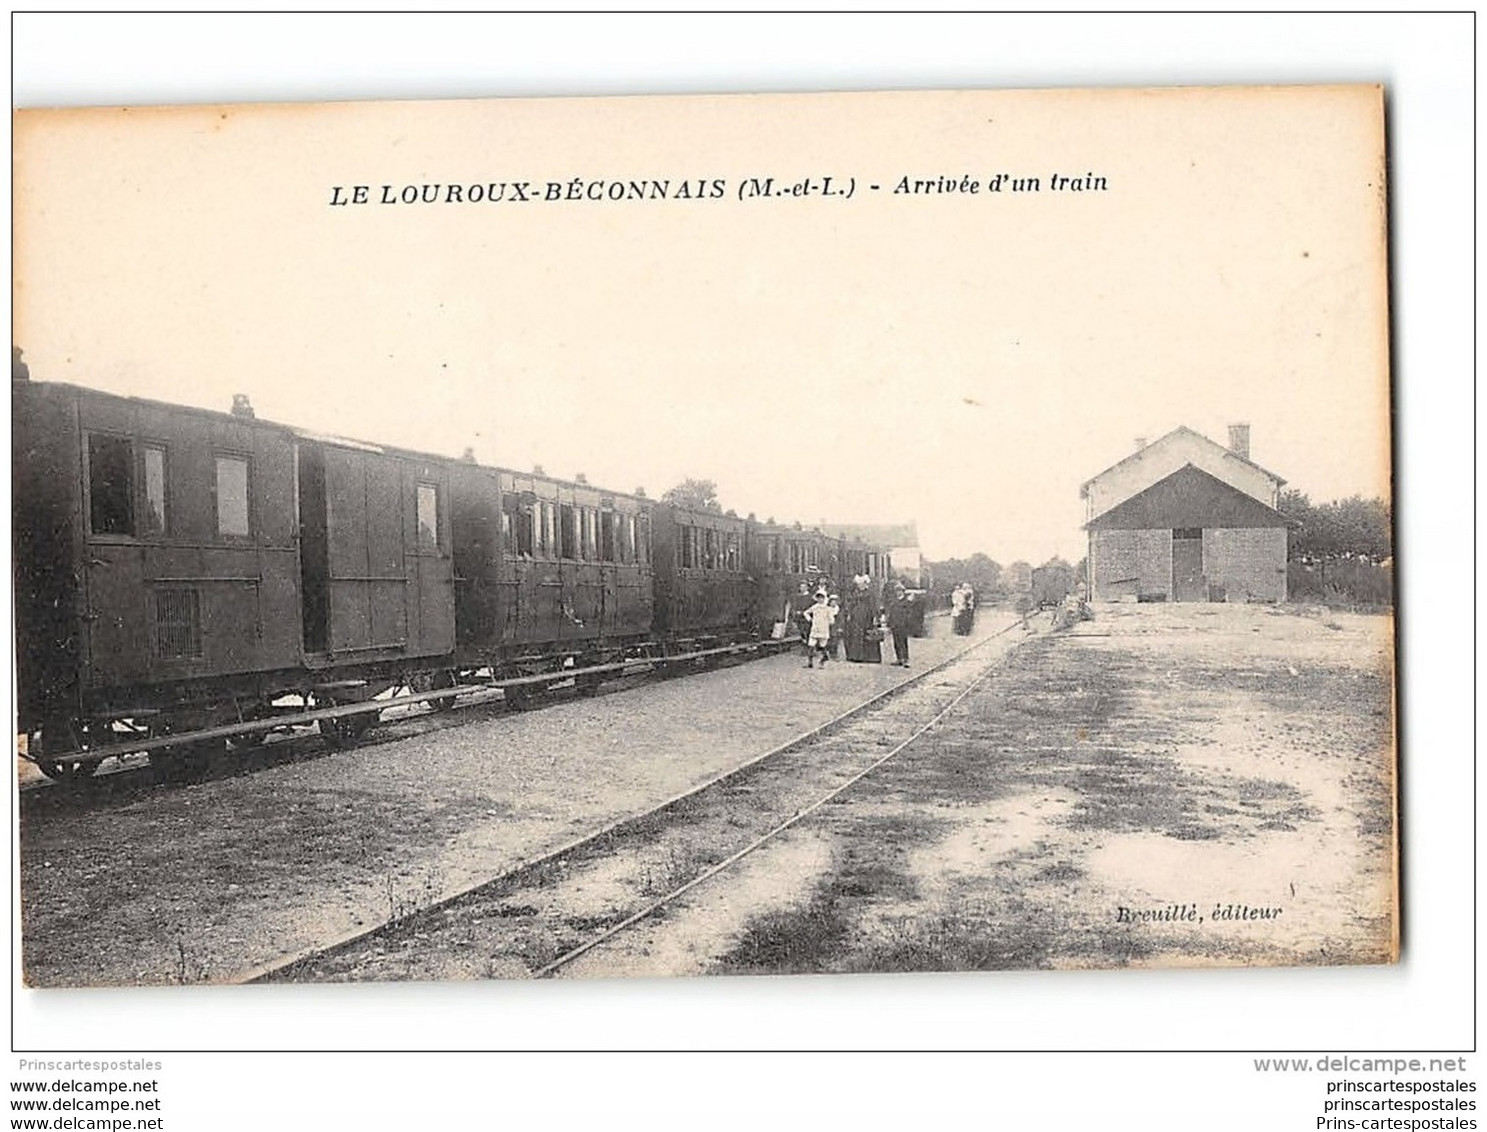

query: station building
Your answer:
[1081,425,1292,603]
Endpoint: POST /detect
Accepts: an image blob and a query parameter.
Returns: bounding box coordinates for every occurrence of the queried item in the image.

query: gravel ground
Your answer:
[560,603,1397,977]
[18,612,1013,987]
[270,618,1035,983]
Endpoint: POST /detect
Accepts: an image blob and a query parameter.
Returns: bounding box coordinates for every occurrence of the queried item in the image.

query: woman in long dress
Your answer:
[845,574,882,663]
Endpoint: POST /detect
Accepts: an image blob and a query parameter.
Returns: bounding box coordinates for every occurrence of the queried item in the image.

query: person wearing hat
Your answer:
[790,581,815,656]
[885,581,913,667]
[844,573,883,663]
[802,587,837,668]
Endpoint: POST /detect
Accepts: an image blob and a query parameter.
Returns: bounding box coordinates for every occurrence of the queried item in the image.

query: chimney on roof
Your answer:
[231,394,255,419]
[1134,436,1148,452]
[1228,422,1251,460]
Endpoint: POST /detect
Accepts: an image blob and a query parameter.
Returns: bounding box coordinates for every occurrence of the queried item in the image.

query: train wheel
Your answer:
[152,740,225,781]
[318,713,375,749]
[575,656,603,696]
[227,729,268,750]
[37,758,99,783]
[430,671,457,712]
[410,670,458,712]
[36,718,102,783]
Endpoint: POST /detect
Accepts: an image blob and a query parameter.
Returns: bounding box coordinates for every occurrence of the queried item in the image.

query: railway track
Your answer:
[252,617,1040,984]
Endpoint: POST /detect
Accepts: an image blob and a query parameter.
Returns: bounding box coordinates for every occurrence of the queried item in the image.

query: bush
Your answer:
[1288,559,1393,609]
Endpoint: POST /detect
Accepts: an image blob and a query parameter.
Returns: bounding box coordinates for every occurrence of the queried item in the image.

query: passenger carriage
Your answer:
[13,380,458,772]
[449,462,654,702]
[649,504,752,652]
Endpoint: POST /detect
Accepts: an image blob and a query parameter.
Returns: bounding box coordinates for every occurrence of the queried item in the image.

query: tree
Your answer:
[922,553,1002,604]
[1279,490,1392,562]
[661,478,722,511]
[1032,556,1076,606]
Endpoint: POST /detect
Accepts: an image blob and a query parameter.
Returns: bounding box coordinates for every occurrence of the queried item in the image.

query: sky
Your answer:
[14,80,1390,568]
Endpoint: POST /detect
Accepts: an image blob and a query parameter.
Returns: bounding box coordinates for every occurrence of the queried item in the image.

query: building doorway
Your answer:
[1172,528,1205,602]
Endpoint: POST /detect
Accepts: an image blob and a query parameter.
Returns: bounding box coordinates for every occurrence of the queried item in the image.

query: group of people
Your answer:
[950,582,977,636]
[793,575,917,669]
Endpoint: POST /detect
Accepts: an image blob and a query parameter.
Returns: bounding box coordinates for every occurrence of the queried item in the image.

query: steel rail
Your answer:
[532,628,1014,977]
[244,615,1029,985]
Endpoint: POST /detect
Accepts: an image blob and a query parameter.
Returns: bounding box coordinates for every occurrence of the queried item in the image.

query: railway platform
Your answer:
[20,609,1026,987]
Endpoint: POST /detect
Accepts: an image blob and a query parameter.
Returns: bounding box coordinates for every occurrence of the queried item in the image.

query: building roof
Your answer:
[1084,463,1296,531]
[818,522,920,547]
[1079,426,1286,499]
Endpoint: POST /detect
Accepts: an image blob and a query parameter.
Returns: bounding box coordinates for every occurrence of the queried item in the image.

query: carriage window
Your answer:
[500,495,518,550]
[619,514,634,563]
[543,503,558,557]
[518,502,536,557]
[142,446,168,536]
[636,514,651,565]
[560,505,577,559]
[215,456,250,537]
[88,434,134,536]
[578,509,593,560]
[416,483,440,552]
[681,526,697,569]
[530,501,545,555]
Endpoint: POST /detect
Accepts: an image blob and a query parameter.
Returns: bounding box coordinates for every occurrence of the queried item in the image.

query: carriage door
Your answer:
[406,467,455,657]
[297,444,330,654]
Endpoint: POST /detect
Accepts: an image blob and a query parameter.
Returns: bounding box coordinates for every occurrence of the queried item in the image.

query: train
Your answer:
[12,378,896,779]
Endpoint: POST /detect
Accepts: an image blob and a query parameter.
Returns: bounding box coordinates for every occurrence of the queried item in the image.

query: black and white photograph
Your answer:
[13,80,1398,990]
[7,14,1479,1127]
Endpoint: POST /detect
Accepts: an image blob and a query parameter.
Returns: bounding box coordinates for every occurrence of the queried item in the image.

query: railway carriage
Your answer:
[449,462,654,696]
[13,381,460,772]
[649,504,752,649]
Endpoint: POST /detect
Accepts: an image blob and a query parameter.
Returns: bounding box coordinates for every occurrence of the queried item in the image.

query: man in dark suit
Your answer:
[886,582,913,667]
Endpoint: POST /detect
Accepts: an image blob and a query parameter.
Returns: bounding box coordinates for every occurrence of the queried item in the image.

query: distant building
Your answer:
[819,522,922,584]
[1081,425,1292,603]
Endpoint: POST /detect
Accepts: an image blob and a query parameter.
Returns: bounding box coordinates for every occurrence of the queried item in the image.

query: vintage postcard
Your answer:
[12,85,1395,987]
